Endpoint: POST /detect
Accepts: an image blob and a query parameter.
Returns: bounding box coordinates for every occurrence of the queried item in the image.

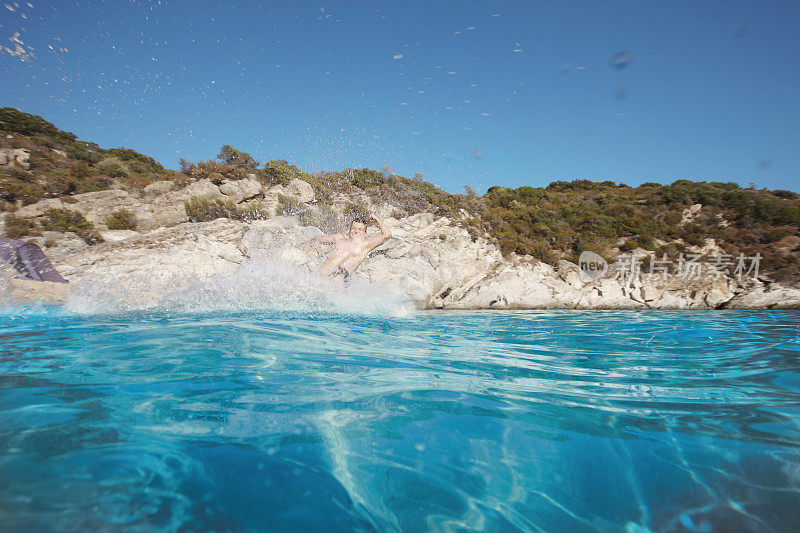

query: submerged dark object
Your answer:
[0,236,68,283]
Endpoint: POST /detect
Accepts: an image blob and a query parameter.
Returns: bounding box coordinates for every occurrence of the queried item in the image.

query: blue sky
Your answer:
[1,1,799,193]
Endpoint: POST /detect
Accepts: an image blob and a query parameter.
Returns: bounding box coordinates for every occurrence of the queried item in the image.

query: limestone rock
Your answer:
[50,220,248,293]
[286,178,315,203]
[15,189,142,230]
[8,189,796,310]
[101,230,140,243]
[15,197,72,218]
[176,179,223,202]
[137,179,224,230]
[0,148,30,170]
[725,281,800,309]
[219,178,262,204]
[680,203,703,226]
[4,279,71,305]
[143,180,175,196]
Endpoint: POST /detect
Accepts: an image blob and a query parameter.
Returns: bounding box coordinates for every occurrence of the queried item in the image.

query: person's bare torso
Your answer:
[322,236,373,274]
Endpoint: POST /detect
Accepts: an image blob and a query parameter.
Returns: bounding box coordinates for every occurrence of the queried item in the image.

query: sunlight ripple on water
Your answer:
[0,308,799,531]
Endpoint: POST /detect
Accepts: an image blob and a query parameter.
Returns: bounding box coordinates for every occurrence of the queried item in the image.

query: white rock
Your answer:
[285,178,315,203]
[101,230,140,242]
[178,179,223,201]
[726,281,800,309]
[13,191,795,310]
[219,178,262,204]
[143,180,174,195]
[0,148,30,170]
[680,203,703,226]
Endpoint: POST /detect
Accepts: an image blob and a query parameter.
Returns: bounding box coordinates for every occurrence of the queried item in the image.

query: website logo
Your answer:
[578,251,608,282]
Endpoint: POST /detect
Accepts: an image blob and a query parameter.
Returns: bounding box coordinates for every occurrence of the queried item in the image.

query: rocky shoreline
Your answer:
[2,176,799,310]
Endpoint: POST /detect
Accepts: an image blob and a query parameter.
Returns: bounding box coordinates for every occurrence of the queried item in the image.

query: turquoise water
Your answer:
[1,309,799,532]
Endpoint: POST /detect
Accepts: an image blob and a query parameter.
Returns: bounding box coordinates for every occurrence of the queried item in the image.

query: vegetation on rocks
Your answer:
[184,196,269,223]
[3,213,38,239]
[275,194,308,218]
[0,107,175,206]
[40,208,103,244]
[105,209,137,230]
[2,207,101,244]
[260,159,305,186]
[217,145,257,170]
[1,107,798,281]
[477,180,800,281]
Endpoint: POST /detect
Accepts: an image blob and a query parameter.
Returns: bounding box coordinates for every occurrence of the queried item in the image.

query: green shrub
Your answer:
[106,147,164,173]
[184,196,270,223]
[69,161,91,180]
[169,172,193,189]
[546,179,618,192]
[43,168,111,197]
[96,157,129,178]
[0,174,46,205]
[260,160,305,186]
[3,213,38,239]
[342,201,371,224]
[0,107,77,143]
[105,209,137,230]
[40,208,103,244]
[349,168,386,190]
[66,143,101,165]
[217,145,257,170]
[185,197,238,222]
[662,210,682,226]
[191,160,249,183]
[275,194,308,217]
[41,208,92,232]
[234,202,271,222]
[311,182,333,205]
[74,176,112,194]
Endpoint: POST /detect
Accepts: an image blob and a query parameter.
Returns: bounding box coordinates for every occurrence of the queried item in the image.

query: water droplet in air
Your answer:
[609,51,634,70]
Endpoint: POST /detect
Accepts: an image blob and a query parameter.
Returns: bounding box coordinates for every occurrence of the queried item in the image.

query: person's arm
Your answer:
[366,214,392,251]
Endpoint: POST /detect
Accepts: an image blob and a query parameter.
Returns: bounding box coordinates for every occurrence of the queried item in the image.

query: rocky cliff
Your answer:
[3,176,798,310]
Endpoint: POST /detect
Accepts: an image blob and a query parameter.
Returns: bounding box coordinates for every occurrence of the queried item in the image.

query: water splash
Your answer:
[63,249,414,317]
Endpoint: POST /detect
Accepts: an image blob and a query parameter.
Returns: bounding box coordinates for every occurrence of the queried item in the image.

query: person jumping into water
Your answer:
[310,213,392,282]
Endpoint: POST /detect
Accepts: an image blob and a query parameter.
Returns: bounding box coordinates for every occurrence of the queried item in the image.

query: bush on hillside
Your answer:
[217,145,257,170]
[105,209,137,230]
[96,156,129,178]
[184,196,270,223]
[0,107,77,143]
[2,213,38,239]
[260,160,305,186]
[275,194,308,217]
[41,208,103,244]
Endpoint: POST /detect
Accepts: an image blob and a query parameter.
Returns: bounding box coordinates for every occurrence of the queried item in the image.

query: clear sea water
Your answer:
[1,308,799,532]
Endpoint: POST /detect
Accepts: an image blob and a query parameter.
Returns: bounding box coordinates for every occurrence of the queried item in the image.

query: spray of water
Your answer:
[62,247,415,318]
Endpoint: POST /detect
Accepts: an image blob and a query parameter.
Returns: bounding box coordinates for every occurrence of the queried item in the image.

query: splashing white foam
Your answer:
[64,249,415,317]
